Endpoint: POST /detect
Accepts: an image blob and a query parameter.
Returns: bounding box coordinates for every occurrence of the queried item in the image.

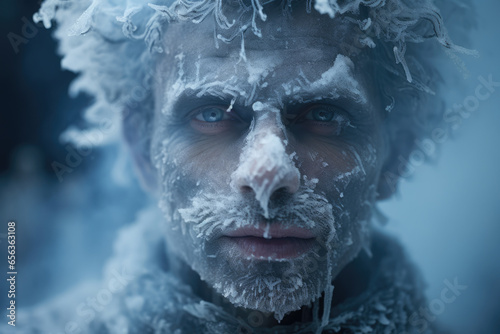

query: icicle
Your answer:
[306,0,313,13]
[239,31,247,62]
[394,45,413,83]
[318,284,334,332]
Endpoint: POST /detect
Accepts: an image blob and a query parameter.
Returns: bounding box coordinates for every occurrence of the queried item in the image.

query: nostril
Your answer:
[275,186,291,195]
[270,186,291,201]
[240,185,253,194]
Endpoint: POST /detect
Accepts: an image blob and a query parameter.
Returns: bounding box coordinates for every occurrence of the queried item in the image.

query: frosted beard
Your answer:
[156,140,375,322]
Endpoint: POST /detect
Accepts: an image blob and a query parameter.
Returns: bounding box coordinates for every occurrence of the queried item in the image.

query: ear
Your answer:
[122,109,159,195]
[377,150,401,200]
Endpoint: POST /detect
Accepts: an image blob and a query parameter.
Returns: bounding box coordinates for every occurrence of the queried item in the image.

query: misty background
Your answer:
[0,1,499,333]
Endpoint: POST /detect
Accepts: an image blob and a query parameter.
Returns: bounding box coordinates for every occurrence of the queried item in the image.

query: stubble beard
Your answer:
[159,184,370,322]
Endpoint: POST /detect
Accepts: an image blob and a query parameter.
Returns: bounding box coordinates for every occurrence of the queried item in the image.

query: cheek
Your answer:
[156,131,243,198]
[294,139,382,203]
[294,139,371,178]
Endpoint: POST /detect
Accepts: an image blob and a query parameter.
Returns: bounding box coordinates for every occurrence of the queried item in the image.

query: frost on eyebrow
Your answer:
[279,54,367,105]
[159,52,282,119]
[309,54,367,104]
[159,53,248,117]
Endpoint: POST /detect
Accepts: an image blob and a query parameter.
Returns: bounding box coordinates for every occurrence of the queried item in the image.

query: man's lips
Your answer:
[222,224,316,239]
[219,223,316,259]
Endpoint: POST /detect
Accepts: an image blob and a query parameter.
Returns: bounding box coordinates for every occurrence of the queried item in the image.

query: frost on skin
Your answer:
[148,4,395,325]
[30,0,475,332]
[230,102,298,219]
[230,131,299,219]
[280,54,367,108]
[168,99,353,320]
[160,48,282,120]
[309,55,367,104]
[174,178,349,322]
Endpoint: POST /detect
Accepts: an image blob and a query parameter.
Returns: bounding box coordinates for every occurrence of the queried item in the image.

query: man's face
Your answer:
[150,5,387,320]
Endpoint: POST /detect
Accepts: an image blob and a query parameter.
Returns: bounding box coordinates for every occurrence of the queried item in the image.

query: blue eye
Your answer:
[311,108,334,122]
[195,107,226,122]
[299,105,351,136]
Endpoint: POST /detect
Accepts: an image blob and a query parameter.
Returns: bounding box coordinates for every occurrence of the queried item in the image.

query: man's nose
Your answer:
[230,129,300,218]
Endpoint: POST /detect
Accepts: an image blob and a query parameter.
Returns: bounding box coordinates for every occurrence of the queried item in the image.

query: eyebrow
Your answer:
[282,61,369,106]
[160,79,243,114]
[160,55,369,119]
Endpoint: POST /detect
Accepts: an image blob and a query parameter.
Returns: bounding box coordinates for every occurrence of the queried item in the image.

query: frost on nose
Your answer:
[231,131,300,218]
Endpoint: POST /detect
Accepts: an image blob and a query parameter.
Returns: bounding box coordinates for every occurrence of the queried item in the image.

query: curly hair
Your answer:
[35,0,476,194]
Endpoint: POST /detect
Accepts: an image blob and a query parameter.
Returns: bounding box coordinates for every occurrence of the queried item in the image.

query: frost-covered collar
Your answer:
[87,205,434,334]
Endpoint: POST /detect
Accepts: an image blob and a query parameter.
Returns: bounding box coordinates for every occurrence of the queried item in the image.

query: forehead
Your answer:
[164,4,356,49]
[158,5,370,106]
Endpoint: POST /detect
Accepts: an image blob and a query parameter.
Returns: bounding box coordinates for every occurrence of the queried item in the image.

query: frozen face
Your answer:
[150,5,388,321]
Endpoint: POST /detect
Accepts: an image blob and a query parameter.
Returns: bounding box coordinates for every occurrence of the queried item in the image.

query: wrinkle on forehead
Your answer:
[156,9,370,118]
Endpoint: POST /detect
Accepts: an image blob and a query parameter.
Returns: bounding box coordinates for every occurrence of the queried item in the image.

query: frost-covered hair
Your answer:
[36,0,475,190]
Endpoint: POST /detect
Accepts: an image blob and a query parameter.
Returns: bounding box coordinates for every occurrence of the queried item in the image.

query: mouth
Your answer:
[218,224,317,260]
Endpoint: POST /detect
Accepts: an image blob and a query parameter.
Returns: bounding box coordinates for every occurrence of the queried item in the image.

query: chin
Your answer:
[195,238,360,322]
